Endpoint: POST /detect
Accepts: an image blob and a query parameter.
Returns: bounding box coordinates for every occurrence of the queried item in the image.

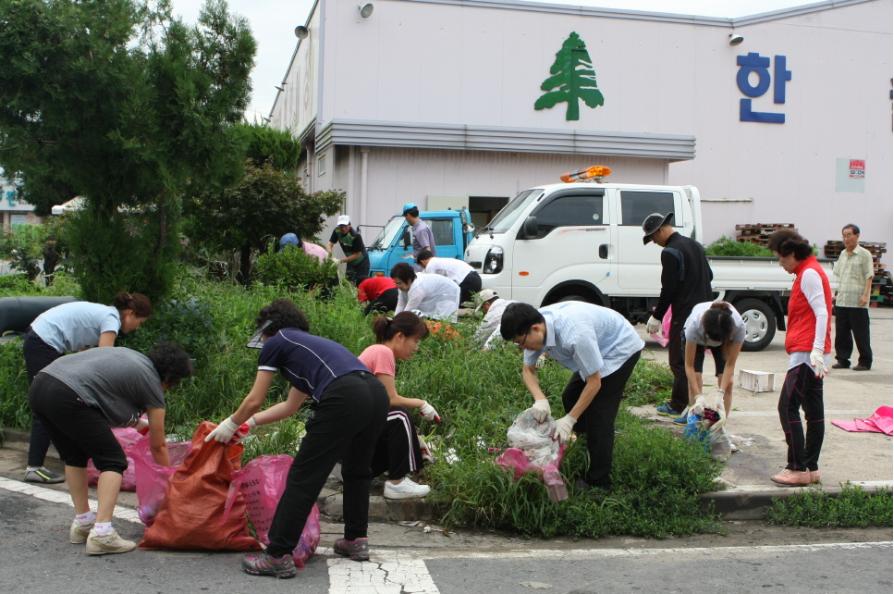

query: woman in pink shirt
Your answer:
[358,312,439,499]
[278,233,329,263]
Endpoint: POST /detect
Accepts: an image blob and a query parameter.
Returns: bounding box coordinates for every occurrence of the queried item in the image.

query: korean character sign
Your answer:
[736,52,792,123]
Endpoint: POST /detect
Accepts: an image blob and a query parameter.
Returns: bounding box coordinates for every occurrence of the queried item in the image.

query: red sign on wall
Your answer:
[849,159,866,178]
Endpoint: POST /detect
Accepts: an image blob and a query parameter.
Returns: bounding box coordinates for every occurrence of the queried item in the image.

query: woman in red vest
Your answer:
[767,230,832,487]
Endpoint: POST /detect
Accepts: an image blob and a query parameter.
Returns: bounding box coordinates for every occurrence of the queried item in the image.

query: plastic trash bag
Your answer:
[86,427,143,491]
[682,393,730,460]
[140,421,260,551]
[132,438,193,526]
[650,307,673,348]
[224,454,321,568]
[496,408,568,502]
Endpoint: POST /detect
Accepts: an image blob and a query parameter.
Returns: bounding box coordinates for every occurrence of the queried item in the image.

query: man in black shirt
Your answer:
[327,215,369,286]
[642,212,714,418]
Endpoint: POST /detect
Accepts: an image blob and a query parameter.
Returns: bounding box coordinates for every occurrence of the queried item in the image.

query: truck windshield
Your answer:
[484,189,542,233]
[369,216,404,250]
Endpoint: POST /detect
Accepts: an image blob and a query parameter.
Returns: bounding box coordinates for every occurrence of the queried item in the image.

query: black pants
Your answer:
[23,330,63,467]
[562,350,641,489]
[778,364,824,472]
[371,408,423,480]
[667,313,692,412]
[458,272,482,306]
[363,288,399,316]
[684,337,726,377]
[834,306,872,369]
[28,373,127,473]
[267,372,388,557]
[346,260,370,287]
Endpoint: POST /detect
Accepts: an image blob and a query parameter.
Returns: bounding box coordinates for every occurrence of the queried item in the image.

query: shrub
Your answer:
[255,244,339,293]
[0,340,30,429]
[705,236,774,257]
[767,485,893,528]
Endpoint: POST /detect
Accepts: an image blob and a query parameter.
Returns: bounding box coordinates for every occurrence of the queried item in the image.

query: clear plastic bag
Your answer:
[496,409,567,501]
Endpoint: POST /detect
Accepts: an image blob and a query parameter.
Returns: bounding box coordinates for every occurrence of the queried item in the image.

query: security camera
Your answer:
[294,25,309,39]
[358,3,374,19]
[728,33,744,46]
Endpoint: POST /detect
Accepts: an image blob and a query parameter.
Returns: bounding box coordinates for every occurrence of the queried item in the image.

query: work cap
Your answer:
[474,289,499,312]
[641,212,674,245]
[336,215,351,227]
[402,202,417,215]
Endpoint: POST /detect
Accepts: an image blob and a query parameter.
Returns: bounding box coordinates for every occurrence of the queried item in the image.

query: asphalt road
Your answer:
[1,485,891,594]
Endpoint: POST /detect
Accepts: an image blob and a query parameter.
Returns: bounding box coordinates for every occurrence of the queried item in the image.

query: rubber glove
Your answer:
[529,399,551,423]
[810,349,828,379]
[645,315,661,335]
[135,416,150,435]
[205,416,256,443]
[554,414,577,443]
[420,401,441,424]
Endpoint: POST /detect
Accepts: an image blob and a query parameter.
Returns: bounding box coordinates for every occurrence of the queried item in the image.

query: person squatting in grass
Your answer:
[767,229,832,487]
[415,248,482,307]
[680,301,745,430]
[207,299,388,579]
[28,342,192,555]
[23,292,153,484]
[500,301,644,492]
[390,262,460,322]
[358,312,439,499]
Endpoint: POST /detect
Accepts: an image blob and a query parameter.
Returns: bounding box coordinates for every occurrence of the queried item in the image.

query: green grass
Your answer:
[0,267,723,538]
[767,485,893,528]
[705,236,774,258]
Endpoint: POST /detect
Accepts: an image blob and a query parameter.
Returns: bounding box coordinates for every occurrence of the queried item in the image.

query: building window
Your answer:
[317,152,327,176]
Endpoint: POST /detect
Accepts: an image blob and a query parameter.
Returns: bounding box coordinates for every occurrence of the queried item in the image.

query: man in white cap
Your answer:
[327,215,369,285]
[473,289,516,350]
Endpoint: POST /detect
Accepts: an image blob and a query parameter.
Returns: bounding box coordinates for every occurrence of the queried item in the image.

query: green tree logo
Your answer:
[534,32,604,121]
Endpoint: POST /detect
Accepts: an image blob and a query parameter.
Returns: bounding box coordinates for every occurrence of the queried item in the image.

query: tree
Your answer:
[189,160,344,283]
[534,32,604,121]
[0,0,255,301]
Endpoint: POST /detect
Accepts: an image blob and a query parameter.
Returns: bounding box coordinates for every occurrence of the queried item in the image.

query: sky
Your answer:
[168,0,823,122]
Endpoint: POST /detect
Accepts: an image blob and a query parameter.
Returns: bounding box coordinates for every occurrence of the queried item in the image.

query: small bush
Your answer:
[705,236,774,257]
[255,244,338,293]
[767,485,893,528]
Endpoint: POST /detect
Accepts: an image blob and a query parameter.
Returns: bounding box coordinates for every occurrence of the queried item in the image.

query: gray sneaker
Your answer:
[70,520,94,544]
[86,529,137,555]
[24,466,65,484]
[334,537,370,561]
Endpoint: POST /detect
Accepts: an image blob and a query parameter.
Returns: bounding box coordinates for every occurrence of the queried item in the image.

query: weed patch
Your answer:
[767,485,893,528]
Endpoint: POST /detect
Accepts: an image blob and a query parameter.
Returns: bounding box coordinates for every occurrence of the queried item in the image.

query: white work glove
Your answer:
[645,315,661,335]
[529,399,551,423]
[810,349,828,379]
[554,414,577,443]
[205,416,257,443]
[135,416,150,435]
[420,401,441,424]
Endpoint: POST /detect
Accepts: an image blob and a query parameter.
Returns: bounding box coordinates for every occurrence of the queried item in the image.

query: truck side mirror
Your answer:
[401,228,411,249]
[522,216,539,239]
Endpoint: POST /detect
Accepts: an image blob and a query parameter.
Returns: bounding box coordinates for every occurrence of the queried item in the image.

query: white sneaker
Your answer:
[86,529,137,555]
[70,519,94,544]
[383,477,430,500]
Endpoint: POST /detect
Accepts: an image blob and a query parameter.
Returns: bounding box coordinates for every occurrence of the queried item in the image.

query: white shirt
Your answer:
[396,273,460,321]
[474,298,515,349]
[424,257,474,285]
[683,301,746,347]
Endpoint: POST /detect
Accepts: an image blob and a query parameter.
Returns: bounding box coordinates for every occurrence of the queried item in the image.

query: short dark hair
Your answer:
[415,248,434,265]
[148,342,193,386]
[372,311,429,343]
[499,302,544,341]
[767,229,812,260]
[113,292,153,318]
[390,262,416,284]
[842,223,860,236]
[256,299,310,335]
[703,302,735,343]
[404,207,419,218]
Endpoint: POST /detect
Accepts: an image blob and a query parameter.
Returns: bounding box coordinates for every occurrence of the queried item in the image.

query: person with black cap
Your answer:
[402,202,436,258]
[327,215,369,285]
[641,212,714,419]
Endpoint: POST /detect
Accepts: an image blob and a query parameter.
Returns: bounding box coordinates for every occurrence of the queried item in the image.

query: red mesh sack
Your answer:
[139,421,260,551]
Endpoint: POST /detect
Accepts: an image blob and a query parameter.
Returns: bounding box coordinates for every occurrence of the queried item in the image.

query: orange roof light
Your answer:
[560,165,612,183]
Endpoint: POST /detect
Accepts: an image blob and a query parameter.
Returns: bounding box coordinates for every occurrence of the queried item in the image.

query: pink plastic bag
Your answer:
[650,306,674,348]
[86,427,144,491]
[225,454,321,568]
[832,405,893,436]
[496,444,567,502]
[132,438,193,526]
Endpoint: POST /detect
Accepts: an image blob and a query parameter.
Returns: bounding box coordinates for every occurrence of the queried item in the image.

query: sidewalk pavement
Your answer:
[1,310,891,523]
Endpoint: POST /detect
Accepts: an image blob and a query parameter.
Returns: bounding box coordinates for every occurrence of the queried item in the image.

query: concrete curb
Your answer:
[3,426,889,524]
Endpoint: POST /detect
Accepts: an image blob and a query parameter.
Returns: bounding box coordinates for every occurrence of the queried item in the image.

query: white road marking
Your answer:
[0,476,142,523]
[2,476,889,594]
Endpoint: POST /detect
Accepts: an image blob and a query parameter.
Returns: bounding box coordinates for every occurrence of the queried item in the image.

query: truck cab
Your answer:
[367,208,475,276]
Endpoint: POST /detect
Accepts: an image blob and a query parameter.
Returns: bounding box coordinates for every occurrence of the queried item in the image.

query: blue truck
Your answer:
[366,208,475,276]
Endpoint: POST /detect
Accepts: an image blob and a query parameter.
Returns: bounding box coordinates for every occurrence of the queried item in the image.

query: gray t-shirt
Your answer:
[683,301,746,347]
[412,219,437,257]
[41,347,165,426]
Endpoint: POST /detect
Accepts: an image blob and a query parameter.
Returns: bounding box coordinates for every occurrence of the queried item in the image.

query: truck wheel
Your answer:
[735,298,776,351]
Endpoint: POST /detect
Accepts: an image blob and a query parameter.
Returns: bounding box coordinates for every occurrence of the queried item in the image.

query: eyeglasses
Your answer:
[513,331,529,350]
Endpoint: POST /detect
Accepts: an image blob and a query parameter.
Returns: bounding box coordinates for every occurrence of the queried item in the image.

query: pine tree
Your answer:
[534,32,604,121]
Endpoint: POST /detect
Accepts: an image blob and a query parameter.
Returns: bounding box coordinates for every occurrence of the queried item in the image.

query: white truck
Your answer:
[464,174,833,351]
